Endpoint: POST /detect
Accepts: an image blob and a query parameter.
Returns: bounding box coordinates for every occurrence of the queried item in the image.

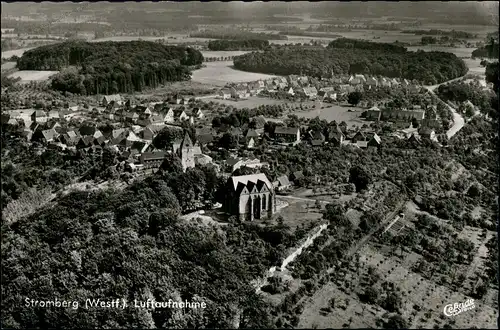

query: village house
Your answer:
[102,94,122,107]
[31,110,48,123]
[59,130,80,146]
[274,175,291,191]
[173,109,189,122]
[140,124,166,141]
[309,130,326,146]
[230,86,250,99]
[365,106,382,121]
[290,170,304,183]
[418,127,437,142]
[192,108,204,119]
[302,87,318,99]
[139,151,168,169]
[218,89,231,100]
[248,82,263,95]
[365,76,379,90]
[274,126,301,144]
[223,173,276,221]
[246,137,256,149]
[326,125,345,146]
[31,128,59,144]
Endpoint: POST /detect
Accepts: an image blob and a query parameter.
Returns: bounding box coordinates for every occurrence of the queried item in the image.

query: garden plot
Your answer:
[298,281,382,329]
[358,244,498,329]
[275,196,323,231]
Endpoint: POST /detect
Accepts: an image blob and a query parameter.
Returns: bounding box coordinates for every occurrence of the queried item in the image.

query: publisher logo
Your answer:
[443,299,475,317]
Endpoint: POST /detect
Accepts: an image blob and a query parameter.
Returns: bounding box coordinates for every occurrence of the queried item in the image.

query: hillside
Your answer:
[233,39,468,85]
[16,41,204,95]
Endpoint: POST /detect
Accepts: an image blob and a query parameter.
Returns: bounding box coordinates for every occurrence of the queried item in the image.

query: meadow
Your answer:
[8,70,59,82]
[191,61,277,86]
[297,104,366,127]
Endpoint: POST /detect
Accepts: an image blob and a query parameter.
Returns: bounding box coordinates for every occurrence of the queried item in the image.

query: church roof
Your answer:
[230,173,273,193]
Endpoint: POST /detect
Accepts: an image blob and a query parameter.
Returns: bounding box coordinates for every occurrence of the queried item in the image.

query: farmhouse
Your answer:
[274,126,301,144]
[174,109,189,122]
[230,86,250,99]
[326,125,345,146]
[302,87,318,99]
[102,94,122,106]
[223,173,276,221]
[274,175,291,191]
[365,106,382,121]
[31,110,48,123]
[218,89,231,100]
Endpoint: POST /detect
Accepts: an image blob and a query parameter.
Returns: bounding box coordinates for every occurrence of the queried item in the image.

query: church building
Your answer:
[223,173,277,221]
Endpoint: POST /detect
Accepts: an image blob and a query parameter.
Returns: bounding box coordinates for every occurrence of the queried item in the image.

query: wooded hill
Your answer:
[233,38,468,85]
[16,41,204,95]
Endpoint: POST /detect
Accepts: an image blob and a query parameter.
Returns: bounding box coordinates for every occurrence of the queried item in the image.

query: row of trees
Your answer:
[402,29,476,39]
[190,30,287,41]
[16,41,204,95]
[207,39,269,51]
[233,40,468,85]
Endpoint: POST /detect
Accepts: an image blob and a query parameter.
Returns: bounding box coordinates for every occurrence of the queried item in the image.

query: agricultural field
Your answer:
[206,95,290,109]
[191,61,277,86]
[90,35,214,44]
[8,70,59,82]
[1,47,34,59]
[296,104,366,127]
[1,61,16,71]
[201,50,251,58]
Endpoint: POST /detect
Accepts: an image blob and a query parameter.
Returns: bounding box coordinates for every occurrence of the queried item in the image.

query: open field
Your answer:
[201,50,251,58]
[192,61,277,86]
[205,96,289,109]
[296,104,366,127]
[90,35,214,43]
[407,45,475,58]
[8,70,59,82]
[1,47,35,59]
[275,196,324,231]
[1,61,16,71]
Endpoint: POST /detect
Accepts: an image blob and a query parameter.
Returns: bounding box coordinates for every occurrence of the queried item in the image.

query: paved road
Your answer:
[423,76,466,139]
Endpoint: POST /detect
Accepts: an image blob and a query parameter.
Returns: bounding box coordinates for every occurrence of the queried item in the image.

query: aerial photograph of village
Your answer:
[1,1,498,329]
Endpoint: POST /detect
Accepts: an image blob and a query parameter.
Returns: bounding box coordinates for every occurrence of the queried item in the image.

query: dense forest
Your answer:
[472,44,499,59]
[16,41,203,95]
[327,38,407,53]
[207,39,269,51]
[233,39,468,85]
[401,29,476,39]
[190,30,287,41]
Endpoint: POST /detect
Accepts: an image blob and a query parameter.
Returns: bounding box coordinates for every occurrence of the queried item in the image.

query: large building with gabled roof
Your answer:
[223,173,277,221]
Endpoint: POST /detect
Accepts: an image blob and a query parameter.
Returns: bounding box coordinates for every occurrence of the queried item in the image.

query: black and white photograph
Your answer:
[1,1,498,329]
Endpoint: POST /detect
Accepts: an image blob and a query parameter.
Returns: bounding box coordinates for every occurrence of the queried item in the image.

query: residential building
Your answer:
[365,106,382,121]
[102,94,122,106]
[139,151,167,169]
[174,109,189,122]
[302,87,318,99]
[418,127,437,141]
[381,109,425,122]
[218,89,231,99]
[274,126,301,144]
[222,173,276,221]
[31,110,48,123]
[230,86,250,99]
[274,175,291,191]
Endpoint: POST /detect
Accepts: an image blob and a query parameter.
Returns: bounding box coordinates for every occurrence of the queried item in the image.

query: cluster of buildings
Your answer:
[217,74,422,101]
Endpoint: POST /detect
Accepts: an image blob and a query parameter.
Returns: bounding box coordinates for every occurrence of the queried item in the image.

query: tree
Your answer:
[383,292,402,312]
[347,91,363,106]
[384,315,408,329]
[349,166,372,192]
[153,127,183,150]
[359,286,379,304]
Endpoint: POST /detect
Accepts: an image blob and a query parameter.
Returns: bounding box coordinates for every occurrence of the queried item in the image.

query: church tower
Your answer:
[179,132,195,172]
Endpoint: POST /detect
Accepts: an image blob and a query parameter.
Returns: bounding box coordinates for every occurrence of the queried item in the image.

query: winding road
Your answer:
[423,76,466,139]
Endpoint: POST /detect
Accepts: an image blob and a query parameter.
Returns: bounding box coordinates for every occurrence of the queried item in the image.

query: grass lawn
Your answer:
[206,96,291,109]
[275,196,324,231]
[296,103,366,127]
